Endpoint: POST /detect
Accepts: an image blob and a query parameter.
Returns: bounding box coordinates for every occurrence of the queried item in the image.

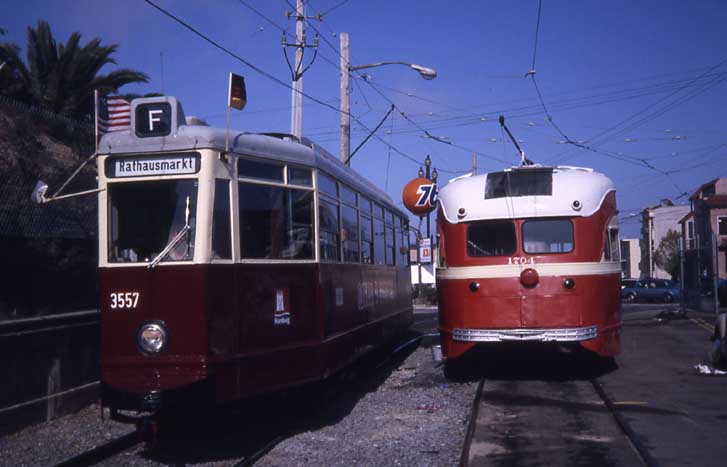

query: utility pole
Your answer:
[472,152,477,175]
[340,32,350,164]
[290,0,304,139]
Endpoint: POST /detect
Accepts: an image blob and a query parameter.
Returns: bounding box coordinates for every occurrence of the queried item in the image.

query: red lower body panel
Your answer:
[437,274,621,359]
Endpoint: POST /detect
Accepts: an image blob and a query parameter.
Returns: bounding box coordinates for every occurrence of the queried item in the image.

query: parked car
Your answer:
[621,278,681,303]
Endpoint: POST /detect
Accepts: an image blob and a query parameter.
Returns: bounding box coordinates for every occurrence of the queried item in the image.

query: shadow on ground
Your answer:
[137,331,421,465]
[443,343,619,383]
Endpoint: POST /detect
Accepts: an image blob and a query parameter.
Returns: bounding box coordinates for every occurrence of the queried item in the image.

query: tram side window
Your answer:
[373,217,386,265]
[342,204,360,262]
[320,198,341,261]
[361,214,373,264]
[212,179,231,259]
[288,166,312,186]
[467,221,516,257]
[522,219,574,254]
[397,225,409,266]
[385,225,395,265]
[318,172,338,198]
[238,158,284,182]
[604,228,620,262]
[238,183,313,259]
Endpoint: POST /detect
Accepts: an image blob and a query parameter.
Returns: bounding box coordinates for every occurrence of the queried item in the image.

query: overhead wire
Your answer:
[145,0,436,170]
[237,0,287,32]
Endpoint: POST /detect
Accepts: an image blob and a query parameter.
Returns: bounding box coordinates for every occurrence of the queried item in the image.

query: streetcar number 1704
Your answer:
[508,257,535,265]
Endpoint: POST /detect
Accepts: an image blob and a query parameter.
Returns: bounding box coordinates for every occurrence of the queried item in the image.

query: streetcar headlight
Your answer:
[137,322,168,355]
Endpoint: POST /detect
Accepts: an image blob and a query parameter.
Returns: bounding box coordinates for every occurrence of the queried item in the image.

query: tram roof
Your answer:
[437,165,615,223]
[98,96,406,219]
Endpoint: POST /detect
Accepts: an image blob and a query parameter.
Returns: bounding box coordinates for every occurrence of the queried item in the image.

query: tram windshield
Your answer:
[108,179,198,263]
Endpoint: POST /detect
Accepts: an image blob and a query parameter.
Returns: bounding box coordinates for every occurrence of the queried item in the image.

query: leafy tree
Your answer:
[654,229,681,280]
[0,21,148,119]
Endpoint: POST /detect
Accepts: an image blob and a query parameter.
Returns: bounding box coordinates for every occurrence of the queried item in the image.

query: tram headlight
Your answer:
[137,322,168,355]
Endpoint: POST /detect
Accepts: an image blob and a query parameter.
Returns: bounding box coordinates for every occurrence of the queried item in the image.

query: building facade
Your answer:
[620,238,641,279]
[679,178,727,281]
[640,200,690,279]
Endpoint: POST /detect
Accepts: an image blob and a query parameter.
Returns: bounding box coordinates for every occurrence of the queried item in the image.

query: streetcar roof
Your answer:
[437,165,615,223]
[98,96,406,219]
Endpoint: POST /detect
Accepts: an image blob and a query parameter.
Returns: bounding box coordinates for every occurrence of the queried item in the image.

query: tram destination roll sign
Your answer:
[106,153,200,178]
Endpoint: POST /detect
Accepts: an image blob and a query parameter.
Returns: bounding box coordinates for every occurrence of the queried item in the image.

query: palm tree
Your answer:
[0,21,148,119]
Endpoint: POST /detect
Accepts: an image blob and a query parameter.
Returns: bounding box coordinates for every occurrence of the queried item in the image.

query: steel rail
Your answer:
[458,378,485,467]
[51,431,140,467]
[590,378,661,467]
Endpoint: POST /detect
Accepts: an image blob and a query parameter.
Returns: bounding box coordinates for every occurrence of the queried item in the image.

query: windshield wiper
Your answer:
[149,196,192,268]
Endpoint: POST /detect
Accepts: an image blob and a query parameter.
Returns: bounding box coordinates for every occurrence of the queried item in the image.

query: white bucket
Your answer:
[431,345,443,362]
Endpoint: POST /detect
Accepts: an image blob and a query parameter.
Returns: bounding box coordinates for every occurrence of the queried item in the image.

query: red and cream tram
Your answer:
[436,165,622,361]
[92,96,412,420]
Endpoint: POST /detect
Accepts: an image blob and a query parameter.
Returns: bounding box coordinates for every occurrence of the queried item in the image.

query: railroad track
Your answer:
[52,430,141,467]
[459,371,659,467]
[50,333,423,467]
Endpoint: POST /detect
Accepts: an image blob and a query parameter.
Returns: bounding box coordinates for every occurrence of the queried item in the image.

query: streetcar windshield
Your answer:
[108,179,198,263]
[522,219,574,253]
[467,221,516,256]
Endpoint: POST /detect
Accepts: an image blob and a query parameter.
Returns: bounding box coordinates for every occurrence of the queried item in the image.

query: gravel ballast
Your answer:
[1,311,477,466]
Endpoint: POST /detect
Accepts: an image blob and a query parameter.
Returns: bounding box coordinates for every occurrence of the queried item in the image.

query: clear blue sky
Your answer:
[3,0,726,237]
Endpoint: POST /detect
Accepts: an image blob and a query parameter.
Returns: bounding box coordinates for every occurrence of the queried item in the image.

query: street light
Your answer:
[339,32,437,164]
[349,61,437,80]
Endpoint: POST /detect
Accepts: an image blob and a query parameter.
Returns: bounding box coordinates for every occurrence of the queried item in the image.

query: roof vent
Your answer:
[185,116,209,126]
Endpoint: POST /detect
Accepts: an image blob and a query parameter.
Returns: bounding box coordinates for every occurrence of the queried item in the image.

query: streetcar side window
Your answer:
[318,172,338,198]
[373,207,386,265]
[212,179,232,260]
[385,210,395,265]
[288,166,312,186]
[360,196,372,214]
[385,225,395,266]
[397,221,410,267]
[467,221,516,257]
[522,219,574,254]
[342,203,360,262]
[360,213,374,264]
[340,184,357,206]
[238,183,314,259]
[238,158,284,182]
[319,197,341,261]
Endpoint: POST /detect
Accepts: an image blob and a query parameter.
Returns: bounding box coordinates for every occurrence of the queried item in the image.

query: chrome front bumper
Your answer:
[452,326,598,342]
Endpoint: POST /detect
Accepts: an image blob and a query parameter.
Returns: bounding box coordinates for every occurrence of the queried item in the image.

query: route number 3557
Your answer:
[110,292,139,309]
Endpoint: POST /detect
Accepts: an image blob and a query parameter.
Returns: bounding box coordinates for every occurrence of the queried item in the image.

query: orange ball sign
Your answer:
[402,177,438,215]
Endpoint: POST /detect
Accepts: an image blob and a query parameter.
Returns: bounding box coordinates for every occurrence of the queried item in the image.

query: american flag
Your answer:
[98,96,131,133]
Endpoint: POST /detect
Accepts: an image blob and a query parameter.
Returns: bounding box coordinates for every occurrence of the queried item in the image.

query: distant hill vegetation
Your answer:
[0,21,149,320]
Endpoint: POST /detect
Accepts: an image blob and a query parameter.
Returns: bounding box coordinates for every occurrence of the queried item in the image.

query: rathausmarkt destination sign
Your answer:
[107,154,200,178]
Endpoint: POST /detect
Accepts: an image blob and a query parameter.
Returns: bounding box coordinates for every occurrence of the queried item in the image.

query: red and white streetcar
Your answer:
[435,164,622,362]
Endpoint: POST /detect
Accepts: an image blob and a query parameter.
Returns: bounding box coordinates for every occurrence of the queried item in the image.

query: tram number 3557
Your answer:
[110,292,140,309]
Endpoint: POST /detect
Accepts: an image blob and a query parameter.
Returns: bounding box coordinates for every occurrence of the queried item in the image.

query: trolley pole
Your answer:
[340,32,351,164]
[290,0,304,139]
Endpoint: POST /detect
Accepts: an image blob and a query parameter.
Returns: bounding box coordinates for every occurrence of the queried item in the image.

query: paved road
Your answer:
[465,303,726,466]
